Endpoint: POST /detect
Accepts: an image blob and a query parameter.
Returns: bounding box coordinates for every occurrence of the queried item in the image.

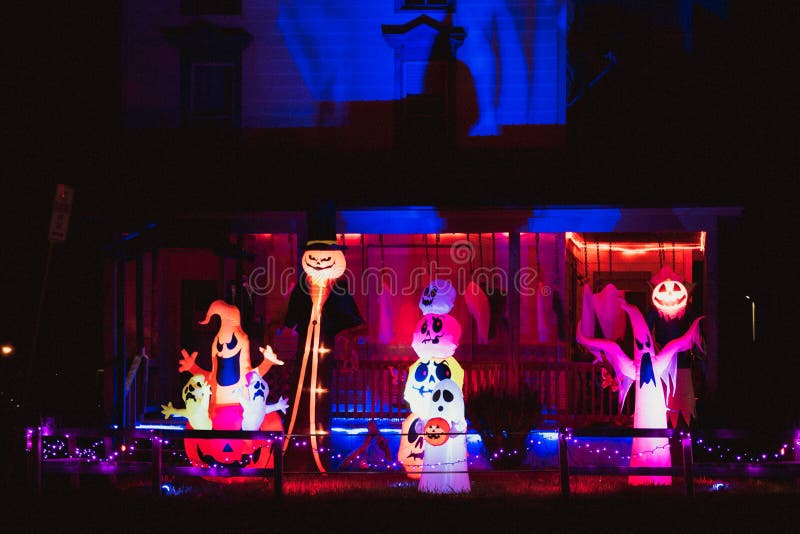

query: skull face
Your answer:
[419,280,456,315]
[397,414,425,479]
[651,279,689,320]
[429,379,465,423]
[182,374,211,405]
[302,250,346,284]
[245,370,269,405]
[411,314,462,359]
[423,417,451,446]
[404,357,464,417]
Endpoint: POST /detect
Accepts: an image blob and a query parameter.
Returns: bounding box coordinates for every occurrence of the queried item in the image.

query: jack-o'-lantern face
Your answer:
[404,357,464,417]
[398,414,425,479]
[302,250,346,284]
[411,314,461,359]
[652,279,688,320]
[184,410,283,475]
[423,417,450,446]
[419,280,456,315]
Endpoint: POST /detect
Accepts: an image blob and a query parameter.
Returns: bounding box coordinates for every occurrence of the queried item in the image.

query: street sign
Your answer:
[48,184,74,243]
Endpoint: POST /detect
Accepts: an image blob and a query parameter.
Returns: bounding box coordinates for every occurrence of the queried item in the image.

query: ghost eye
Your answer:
[443,390,454,402]
[645,335,651,349]
[434,361,451,380]
[415,363,429,382]
[432,317,443,333]
[431,288,438,297]
[432,390,441,402]
[216,340,224,352]
[424,288,430,297]
[635,338,644,351]
[421,320,428,334]
[226,333,238,350]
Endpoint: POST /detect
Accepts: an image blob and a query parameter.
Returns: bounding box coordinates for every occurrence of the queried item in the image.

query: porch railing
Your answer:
[330,360,634,424]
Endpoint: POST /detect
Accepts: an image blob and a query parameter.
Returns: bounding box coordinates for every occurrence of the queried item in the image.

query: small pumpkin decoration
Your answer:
[423,417,451,446]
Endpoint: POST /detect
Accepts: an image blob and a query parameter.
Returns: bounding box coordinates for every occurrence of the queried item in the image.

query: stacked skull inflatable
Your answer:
[397,280,468,489]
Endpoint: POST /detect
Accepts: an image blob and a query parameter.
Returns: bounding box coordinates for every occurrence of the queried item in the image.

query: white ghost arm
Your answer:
[576,320,635,380]
[577,320,636,410]
[266,396,290,415]
[161,402,184,419]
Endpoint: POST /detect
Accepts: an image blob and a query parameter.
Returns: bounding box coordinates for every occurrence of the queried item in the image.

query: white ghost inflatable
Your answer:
[419,279,457,315]
[577,297,703,486]
[418,379,470,494]
[234,370,289,431]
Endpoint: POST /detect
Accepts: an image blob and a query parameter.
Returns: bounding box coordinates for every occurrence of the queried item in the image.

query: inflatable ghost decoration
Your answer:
[591,284,628,341]
[162,374,213,430]
[577,297,703,486]
[419,279,457,315]
[176,301,285,474]
[418,378,470,494]
[464,281,490,344]
[179,300,284,407]
[234,370,289,431]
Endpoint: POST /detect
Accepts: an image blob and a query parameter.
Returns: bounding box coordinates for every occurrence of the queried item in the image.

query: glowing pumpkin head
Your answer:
[302,248,346,285]
[419,279,456,315]
[404,357,464,417]
[411,313,462,360]
[651,279,689,320]
[397,414,425,479]
[423,417,450,446]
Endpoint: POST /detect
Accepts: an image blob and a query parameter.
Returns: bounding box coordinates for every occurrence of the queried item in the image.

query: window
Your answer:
[190,64,234,123]
[397,0,453,12]
[181,0,241,16]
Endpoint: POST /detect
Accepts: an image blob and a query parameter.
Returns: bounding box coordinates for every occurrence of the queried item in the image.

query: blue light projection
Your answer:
[276,0,564,136]
[339,207,445,234]
[528,207,622,232]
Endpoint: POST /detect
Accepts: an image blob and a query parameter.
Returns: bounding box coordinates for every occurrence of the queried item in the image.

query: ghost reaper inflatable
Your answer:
[174,300,286,473]
[283,240,364,472]
[577,296,703,486]
[417,379,470,494]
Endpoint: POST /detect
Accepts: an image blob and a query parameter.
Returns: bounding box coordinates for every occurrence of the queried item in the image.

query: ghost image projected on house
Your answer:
[276,0,565,136]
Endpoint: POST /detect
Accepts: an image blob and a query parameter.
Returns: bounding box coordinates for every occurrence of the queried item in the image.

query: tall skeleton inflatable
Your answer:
[283,240,363,472]
[577,294,703,485]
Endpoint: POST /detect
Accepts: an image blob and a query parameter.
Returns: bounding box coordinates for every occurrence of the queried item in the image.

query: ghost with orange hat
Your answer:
[178,300,285,428]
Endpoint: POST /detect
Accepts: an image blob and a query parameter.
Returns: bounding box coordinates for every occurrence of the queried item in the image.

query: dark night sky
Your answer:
[3,2,797,426]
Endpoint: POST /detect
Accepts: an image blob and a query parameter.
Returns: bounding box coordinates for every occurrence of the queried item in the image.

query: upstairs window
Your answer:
[181,0,242,16]
[397,0,453,12]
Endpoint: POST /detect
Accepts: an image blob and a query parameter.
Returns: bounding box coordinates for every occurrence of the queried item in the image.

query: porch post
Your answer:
[508,231,521,395]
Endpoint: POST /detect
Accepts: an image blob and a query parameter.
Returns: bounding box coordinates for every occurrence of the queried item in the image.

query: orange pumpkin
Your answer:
[423,417,451,446]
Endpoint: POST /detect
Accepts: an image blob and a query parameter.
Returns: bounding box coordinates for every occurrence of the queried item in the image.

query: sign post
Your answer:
[27,185,75,422]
